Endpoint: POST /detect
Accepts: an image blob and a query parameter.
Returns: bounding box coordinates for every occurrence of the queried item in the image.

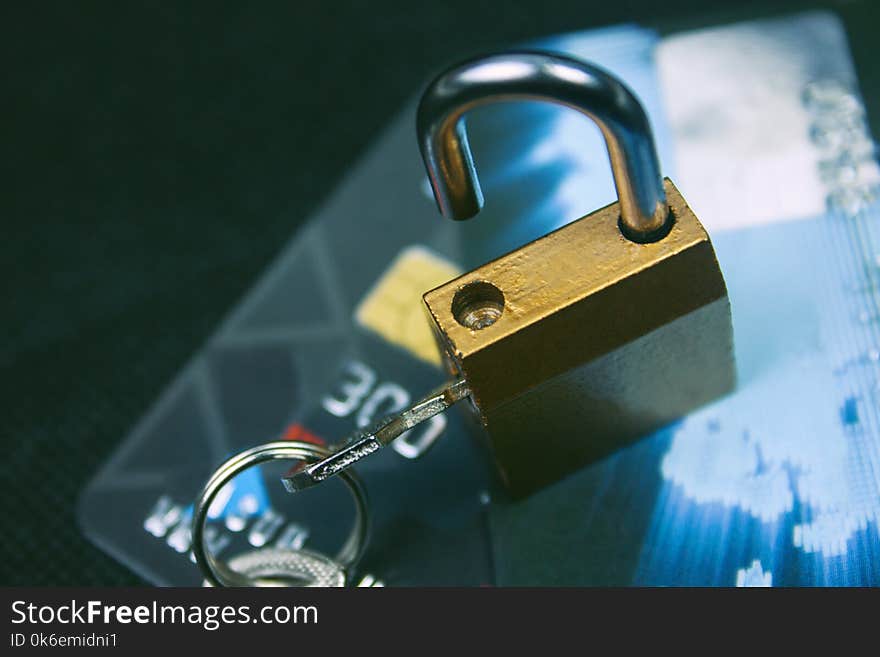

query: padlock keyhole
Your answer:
[452,281,504,330]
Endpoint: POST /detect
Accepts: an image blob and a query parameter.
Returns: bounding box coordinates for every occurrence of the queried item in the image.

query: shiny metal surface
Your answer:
[282,378,470,491]
[192,441,368,587]
[416,51,670,240]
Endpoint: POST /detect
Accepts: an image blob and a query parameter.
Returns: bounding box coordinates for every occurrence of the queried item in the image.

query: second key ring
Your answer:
[191,440,369,587]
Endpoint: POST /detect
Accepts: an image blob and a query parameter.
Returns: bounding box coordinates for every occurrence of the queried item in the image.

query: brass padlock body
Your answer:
[424,179,735,497]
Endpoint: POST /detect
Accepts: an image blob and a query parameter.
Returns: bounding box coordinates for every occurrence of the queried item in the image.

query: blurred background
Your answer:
[2,1,878,585]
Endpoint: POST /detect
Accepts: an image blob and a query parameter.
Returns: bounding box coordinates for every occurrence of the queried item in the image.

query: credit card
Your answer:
[82,12,880,586]
[78,25,665,585]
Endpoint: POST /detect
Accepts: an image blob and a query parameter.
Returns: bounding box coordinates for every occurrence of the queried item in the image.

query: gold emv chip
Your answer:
[355,245,461,366]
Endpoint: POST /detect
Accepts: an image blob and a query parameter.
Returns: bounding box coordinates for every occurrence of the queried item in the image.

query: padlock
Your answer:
[284,51,735,499]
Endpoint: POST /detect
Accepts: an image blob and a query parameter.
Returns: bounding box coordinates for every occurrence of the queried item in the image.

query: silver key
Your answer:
[283,379,470,492]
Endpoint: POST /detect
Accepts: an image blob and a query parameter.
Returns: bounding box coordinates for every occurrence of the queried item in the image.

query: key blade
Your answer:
[282,378,470,492]
[283,433,381,491]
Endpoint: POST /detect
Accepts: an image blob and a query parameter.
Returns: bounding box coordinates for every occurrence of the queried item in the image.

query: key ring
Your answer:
[192,440,369,587]
[207,548,347,588]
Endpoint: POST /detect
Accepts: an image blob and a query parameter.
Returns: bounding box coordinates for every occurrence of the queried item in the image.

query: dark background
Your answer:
[2,1,878,585]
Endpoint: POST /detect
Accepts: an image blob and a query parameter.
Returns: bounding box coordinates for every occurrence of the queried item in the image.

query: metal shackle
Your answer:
[416,51,670,241]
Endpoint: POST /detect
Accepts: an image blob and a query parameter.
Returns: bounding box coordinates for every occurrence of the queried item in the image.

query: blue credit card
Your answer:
[79,13,880,586]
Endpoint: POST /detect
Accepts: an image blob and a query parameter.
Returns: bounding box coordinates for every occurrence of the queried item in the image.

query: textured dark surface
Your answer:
[1,1,876,585]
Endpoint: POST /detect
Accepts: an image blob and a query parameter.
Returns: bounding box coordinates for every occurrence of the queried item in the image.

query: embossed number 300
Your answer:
[321,361,447,459]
